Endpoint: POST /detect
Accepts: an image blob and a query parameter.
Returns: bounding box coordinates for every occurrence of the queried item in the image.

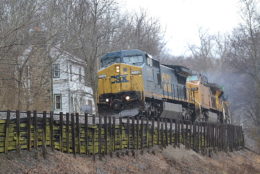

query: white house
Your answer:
[51,48,95,114]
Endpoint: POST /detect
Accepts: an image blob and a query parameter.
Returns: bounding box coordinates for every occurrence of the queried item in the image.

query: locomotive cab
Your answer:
[97,50,147,115]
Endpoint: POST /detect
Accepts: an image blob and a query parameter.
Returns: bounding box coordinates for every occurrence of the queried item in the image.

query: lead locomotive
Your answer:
[97,49,230,123]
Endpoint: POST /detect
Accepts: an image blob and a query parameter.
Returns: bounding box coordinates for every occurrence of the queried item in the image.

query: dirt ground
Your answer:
[0,146,259,174]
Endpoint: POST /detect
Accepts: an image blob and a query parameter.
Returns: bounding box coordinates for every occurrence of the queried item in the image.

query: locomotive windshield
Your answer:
[101,57,121,67]
[187,75,199,82]
[101,55,144,67]
[122,55,144,66]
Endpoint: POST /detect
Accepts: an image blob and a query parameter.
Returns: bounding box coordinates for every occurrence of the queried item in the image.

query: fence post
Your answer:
[178,119,181,147]
[42,111,47,158]
[71,113,76,157]
[211,124,214,151]
[33,110,38,150]
[109,116,113,157]
[197,122,200,152]
[233,126,236,150]
[174,119,177,147]
[233,125,235,151]
[228,124,231,151]
[92,115,96,161]
[237,126,240,148]
[104,116,108,155]
[115,117,120,157]
[180,120,184,145]
[214,124,217,150]
[27,111,31,151]
[132,117,135,156]
[98,115,102,159]
[157,118,160,146]
[206,123,209,149]
[220,124,223,151]
[203,122,206,151]
[136,117,139,151]
[161,119,164,148]
[4,110,10,153]
[200,122,203,151]
[165,119,168,147]
[214,124,216,151]
[85,113,89,155]
[217,124,220,151]
[190,121,193,149]
[140,117,144,153]
[66,113,70,153]
[127,116,130,155]
[230,125,233,151]
[178,119,181,148]
[76,113,81,154]
[170,119,173,145]
[235,126,238,150]
[146,118,149,149]
[242,126,245,148]
[218,124,221,151]
[60,112,63,152]
[224,124,228,152]
[113,117,116,155]
[192,121,196,151]
[220,124,223,150]
[151,118,154,147]
[119,117,123,154]
[185,121,188,149]
[50,111,54,151]
[212,124,216,150]
[16,110,20,153]
[144,118,147,150]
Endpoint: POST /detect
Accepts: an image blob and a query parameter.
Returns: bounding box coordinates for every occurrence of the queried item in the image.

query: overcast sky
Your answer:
[120,0,242,56]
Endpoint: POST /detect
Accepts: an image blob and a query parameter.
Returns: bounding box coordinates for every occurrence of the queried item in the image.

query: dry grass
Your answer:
[0,146,259,174]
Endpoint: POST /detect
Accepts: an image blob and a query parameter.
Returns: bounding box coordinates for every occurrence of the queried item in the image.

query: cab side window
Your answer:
[152,59,160,68]
[147,57,153,66]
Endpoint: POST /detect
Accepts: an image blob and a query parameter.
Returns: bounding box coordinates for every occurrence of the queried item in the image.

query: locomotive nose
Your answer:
[112,99,123,111]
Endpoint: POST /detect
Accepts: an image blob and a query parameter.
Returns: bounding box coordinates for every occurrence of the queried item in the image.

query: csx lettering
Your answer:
[111,75,129,84]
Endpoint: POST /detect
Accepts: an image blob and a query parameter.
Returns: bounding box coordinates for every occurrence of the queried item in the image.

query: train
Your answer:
[97,49,230,123]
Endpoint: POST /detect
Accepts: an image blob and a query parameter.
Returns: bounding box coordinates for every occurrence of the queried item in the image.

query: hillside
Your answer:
[0,146,259,174]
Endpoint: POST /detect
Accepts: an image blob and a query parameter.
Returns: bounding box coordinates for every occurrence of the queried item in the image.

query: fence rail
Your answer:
[0,110,244,158]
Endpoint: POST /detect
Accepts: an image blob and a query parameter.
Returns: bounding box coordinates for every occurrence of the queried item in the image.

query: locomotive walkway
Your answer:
[0,110,244,159]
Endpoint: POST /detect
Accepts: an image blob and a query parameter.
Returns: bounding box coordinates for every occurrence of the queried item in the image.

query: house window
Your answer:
[70,96,74,112]
[88,100,93,113]
[79,67,82,82]
[53,64,60,78]
[70,65,72,81]
[54,94,62,109]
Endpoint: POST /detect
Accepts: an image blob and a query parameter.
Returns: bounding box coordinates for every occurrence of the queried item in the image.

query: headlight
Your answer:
[116,65,120,73]
[125,96,130,101]
[131,70,141,75]
[105,98,109,102]
[98,74,106,79]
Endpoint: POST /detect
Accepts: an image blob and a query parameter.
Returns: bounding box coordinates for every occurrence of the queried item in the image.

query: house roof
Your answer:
[50,47,86,65]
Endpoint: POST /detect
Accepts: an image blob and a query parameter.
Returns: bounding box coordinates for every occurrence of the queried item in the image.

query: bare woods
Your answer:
[0,0,165,111]
[0,0,259,151]
[161,0,260,152]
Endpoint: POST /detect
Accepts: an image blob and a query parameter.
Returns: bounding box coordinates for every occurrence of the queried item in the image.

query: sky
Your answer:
[120,0,242,56]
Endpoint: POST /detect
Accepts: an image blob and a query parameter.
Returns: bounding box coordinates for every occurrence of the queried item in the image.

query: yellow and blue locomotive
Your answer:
[97,49,230,123]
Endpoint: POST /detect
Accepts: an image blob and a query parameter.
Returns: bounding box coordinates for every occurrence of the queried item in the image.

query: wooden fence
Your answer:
[0,110,244,158]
